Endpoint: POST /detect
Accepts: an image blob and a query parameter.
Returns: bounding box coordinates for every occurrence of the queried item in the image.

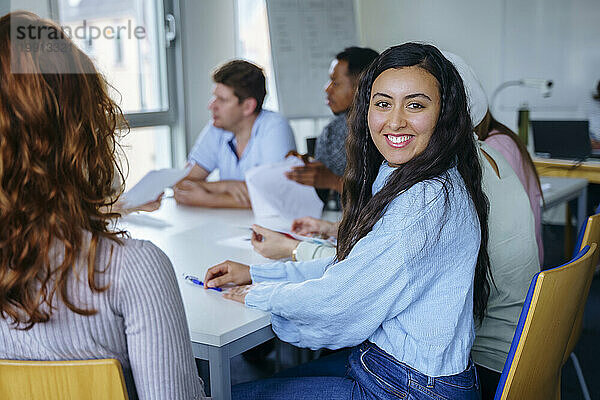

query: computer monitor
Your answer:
[531,120,591,160]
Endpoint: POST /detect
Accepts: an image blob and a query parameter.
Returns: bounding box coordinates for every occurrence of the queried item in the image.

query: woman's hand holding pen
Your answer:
[250,224,300,260]
[204,260,251,289]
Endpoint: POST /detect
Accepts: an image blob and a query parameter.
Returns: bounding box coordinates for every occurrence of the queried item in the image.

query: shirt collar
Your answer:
[372,162,397,195]
[226,109,265,162]
[249,109,265,139]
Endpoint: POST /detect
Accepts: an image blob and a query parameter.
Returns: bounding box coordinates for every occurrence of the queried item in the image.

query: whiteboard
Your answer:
[266,0,358,118]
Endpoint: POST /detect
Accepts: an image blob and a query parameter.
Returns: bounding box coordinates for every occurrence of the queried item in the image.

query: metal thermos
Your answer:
[517,104,530,146]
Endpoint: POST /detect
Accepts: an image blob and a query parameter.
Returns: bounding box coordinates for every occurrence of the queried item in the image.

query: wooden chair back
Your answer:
[564,213,600,361]
[494,243,597,400]
[0,358,129,400]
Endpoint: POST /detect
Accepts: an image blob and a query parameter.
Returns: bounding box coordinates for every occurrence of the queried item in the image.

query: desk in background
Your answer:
[540,176,588,259]
[535,158,598,258]
[534,158,600,184]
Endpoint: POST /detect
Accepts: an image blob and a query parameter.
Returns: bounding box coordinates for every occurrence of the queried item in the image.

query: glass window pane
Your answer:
[57,0,168,113]
[237,0,279,111]
[118,125,172,190]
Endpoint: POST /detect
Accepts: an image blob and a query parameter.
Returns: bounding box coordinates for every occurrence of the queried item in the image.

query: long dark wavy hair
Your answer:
[0,12,126,329]
[337,43,491,322]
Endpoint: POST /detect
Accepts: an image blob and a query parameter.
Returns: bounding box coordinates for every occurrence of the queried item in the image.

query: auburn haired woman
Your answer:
[0,12,204,399]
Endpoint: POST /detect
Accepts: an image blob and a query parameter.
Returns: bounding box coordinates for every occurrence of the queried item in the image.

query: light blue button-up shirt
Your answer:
[245,163,481,377]
[188,109,296,180]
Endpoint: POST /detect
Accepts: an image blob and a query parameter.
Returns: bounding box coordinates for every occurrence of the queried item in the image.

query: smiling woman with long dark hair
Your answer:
[337,43,491,325]
[204,43,491,399]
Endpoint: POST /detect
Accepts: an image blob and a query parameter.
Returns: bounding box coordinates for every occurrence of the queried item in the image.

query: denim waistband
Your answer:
[351,341,479,400]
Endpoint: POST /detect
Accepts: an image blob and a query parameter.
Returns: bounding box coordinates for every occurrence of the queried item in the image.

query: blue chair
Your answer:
[493,244,598,400]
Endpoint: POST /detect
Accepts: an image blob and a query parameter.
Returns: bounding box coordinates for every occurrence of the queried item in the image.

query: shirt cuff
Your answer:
[245,282,281,312]
[296,241,336,261]
[250,262,288,283]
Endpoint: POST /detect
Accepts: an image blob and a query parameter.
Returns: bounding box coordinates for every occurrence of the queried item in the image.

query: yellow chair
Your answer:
[493,243,597,400]
[0,358,129,400]
[561,213,600,400]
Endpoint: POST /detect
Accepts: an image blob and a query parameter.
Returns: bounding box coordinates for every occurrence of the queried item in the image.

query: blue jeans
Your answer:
[233,342,481,399]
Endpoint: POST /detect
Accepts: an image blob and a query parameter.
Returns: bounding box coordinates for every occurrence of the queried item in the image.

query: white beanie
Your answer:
[441,51,488,128]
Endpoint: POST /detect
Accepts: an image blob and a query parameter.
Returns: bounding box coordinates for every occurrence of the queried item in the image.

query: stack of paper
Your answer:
[120,166,192,209]
[245,158,324,221]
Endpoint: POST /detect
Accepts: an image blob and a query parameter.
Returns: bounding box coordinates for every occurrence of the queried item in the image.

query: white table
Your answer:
[540,176,588,233]
[119,200,292,400]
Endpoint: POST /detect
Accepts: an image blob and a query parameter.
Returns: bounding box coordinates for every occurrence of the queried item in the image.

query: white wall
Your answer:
[8,0,598,152]
[357,0,503,98]
[179,0,236,149]
[356,0,508,124]
[178,0,599,152]
[499,0,600,120]
[355,0,600,131]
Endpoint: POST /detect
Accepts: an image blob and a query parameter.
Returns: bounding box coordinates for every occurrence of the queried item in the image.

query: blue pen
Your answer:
[183,274,223,292]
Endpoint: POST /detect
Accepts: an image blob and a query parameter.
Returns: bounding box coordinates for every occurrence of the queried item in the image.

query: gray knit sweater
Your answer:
[0,235,205,400]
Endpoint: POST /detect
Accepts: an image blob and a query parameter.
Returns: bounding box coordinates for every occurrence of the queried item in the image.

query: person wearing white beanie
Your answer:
[441,51,489,127]
[442,51,544,265]
[444,50,542,399]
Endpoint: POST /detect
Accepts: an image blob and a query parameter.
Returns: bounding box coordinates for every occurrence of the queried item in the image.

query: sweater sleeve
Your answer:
[250,256,334,283]
[116,241,205,400]
[245,183,453,350]
[296,241,337,261]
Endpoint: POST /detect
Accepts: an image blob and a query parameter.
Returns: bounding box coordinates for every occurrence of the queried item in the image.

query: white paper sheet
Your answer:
[121,166,192,209]
[216,235,253,250]
[285,230,337,246]
[245,158,324,221]
[118,213,171,229]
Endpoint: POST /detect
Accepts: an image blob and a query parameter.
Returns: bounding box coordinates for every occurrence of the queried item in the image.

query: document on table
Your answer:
[217,235,253,250]
[287,231,337,246]
[245,157,324,221]
[120,166,192,209]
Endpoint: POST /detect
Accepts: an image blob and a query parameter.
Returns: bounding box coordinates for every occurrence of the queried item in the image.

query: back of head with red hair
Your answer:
[0,11,127,329]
